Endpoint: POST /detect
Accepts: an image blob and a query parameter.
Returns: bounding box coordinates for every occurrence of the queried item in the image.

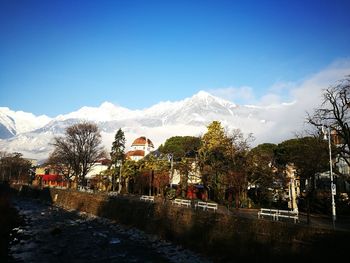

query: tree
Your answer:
[51,122,105,188]
[198,121,231,202]
[121,159,138,193]
[246,143,277,206]
[0,152,32,183]
[110,128,126,192]
[158,136,201,160]
[225,129,253,208]
[46,150,73,187]
[158,135,201,196]
[307,76,350,179]
[275,137,329,223]
[175,158,195,198]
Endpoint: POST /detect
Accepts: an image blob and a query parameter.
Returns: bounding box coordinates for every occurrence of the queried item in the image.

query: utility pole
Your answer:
[323,125,337,229]
[118,161,122,194]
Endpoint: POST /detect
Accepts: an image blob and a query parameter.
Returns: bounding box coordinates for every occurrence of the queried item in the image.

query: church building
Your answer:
[126,136,155,161]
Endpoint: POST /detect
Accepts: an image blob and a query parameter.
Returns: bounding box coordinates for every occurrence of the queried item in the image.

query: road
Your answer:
[226,207,350,231]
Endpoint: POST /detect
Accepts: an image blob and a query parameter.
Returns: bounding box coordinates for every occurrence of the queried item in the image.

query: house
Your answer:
[171,162,201,185]
[86,158,111,179]
[126,136,155,161]
[33,165,68,188]
[285,164,300,212]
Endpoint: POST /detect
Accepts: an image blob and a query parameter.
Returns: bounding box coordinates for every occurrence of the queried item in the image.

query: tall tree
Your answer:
[52,122,105,188]
[275,137,329,223]
[110,128,126,192]
[46,149,73,187]
[246,143,278,206]
[199,121,231,202]
[225,129,252,208]
[307,76,350,178]
[121,159,138,193]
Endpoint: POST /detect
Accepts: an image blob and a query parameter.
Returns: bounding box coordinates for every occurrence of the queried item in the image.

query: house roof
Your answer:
[37,174,63,181]
[131,136,154,148]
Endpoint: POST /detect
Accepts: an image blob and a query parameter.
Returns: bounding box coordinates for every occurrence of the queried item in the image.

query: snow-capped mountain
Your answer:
[0,107,51,139]
[0,91,299,161]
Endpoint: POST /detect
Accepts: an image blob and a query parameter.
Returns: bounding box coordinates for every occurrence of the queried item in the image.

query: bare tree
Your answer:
[45,149,73,187]
[51,122,105,187]
[0,152,32,183]
[307,76,350,177]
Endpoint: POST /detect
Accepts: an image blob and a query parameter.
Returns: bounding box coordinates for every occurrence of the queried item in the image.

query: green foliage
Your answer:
[122,159,138,178]
[158,136,201,160]
[200,121,230,154]
[0,152,32,183]
[166,188,176,200]
[199,121,235,202]
[110,128,126,166]
[246,143,277,205]
[275,137,329,179]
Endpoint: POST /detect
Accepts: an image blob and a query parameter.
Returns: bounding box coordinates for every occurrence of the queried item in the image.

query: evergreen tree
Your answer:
[158,136,201,160]
[110,128,126,192]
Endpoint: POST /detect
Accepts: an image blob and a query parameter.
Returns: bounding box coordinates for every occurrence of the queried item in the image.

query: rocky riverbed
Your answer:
[8,197,212,263]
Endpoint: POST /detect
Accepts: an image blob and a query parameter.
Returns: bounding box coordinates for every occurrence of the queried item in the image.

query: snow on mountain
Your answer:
[0,111,16,139]
[55,102,139,122]
[0,107,51,139]
[0,91,295,161]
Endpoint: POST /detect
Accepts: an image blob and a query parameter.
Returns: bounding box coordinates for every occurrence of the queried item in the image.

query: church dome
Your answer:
[131,136,154,148]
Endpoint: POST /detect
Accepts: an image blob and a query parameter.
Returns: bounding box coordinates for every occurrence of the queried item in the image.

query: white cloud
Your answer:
[254,58,350,144]
[208,58,350,145]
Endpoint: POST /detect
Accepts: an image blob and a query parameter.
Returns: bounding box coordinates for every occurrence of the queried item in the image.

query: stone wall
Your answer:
[13,185,350,262]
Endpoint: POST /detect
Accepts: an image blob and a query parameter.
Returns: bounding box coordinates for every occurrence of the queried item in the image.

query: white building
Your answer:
[171,162,201,185]
[126,136,155,161]
[85,159,111,179]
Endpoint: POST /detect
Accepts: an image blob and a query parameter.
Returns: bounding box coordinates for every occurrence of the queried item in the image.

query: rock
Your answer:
[109,238,121,244]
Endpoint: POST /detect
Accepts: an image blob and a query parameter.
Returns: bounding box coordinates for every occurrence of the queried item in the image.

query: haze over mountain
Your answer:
[0,90,309,162]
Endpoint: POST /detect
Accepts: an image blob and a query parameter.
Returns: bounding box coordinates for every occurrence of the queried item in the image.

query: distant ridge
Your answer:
[0,91,296,161]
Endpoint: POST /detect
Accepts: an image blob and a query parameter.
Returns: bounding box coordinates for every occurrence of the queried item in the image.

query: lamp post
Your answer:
[323,125,336,228]
[167,153,174,189]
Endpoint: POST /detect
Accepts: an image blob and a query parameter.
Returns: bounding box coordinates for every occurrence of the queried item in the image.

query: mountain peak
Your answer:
[192,90,213,99]
[189,90,237,108]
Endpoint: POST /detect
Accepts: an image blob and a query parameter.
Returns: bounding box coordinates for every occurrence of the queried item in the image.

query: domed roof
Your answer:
[131,136,154,148]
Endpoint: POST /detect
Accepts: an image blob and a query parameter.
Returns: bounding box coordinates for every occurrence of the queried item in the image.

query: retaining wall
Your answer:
[13,184,350,262]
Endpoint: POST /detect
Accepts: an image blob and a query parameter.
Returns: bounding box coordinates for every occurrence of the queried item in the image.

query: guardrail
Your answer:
[172,198,191,208]
[195,201,218,212]
[77,186,93,193]
[140,195,155,202]
[108,191,118,197]
[257,208,299,223]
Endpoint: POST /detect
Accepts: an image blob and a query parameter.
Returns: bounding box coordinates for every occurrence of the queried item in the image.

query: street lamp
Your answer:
[323,125,337,228]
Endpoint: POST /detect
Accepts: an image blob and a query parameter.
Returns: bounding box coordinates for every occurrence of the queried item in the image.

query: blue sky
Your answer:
[1,0,350,117]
